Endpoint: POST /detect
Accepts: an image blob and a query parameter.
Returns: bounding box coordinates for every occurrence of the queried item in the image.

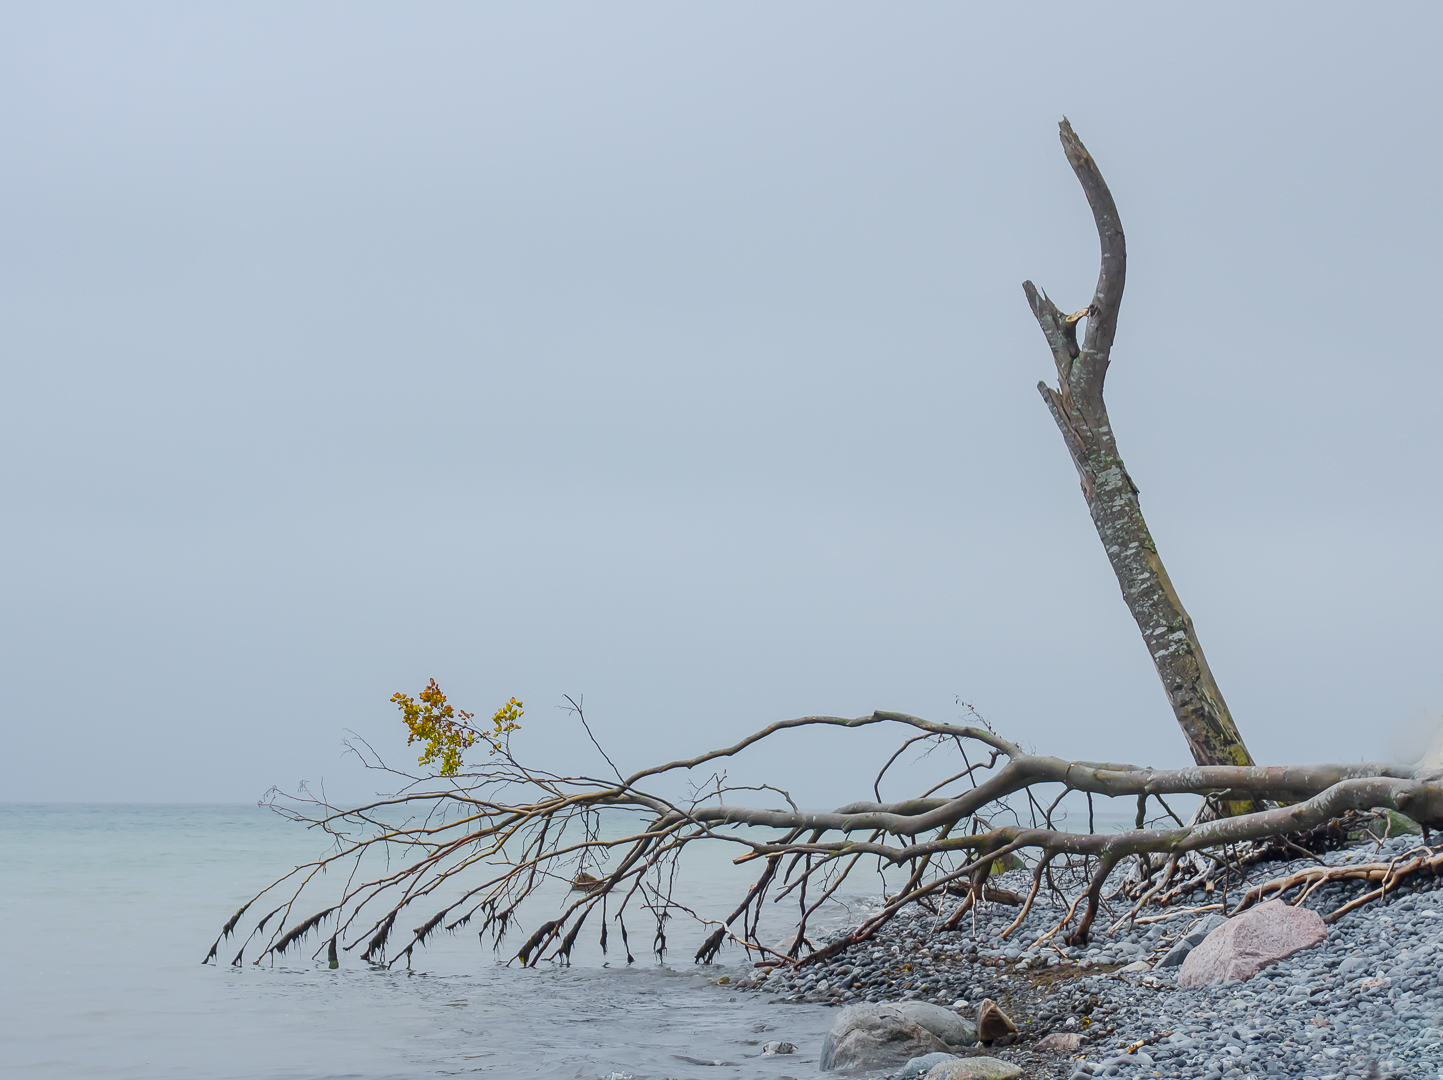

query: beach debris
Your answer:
[975,998,1018,1042]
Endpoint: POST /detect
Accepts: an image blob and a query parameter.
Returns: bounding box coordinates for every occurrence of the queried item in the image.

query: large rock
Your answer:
[1346,809,1421,841]
[922,1058,1023,1080]
[1177,899,1326,987]
[892,1001,979,1047]
[820,1005,951,1073]
[819,1000,995,1074]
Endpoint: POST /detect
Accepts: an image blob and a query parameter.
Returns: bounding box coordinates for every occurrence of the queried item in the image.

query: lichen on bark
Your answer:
[1023,120,1257,797]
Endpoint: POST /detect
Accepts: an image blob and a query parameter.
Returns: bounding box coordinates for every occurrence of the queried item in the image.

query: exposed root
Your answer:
[1227,846,1443,922]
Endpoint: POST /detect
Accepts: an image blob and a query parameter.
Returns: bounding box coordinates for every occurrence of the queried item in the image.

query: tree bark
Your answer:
[1024,120,1257,775]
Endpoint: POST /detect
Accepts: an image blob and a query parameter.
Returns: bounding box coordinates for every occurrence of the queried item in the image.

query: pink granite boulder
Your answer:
[1177,899,1326,987]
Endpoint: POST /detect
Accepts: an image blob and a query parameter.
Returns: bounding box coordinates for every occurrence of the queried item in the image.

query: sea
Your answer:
[1,801,1150,1079]
[0,803,854,1080]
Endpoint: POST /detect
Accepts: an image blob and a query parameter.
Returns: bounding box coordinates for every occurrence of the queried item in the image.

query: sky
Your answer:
[2,3,1440,806]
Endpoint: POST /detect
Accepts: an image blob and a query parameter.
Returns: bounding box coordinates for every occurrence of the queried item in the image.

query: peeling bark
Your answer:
[1024,120,1256,779]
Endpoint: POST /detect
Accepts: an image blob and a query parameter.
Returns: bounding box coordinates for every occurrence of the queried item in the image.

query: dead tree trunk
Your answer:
[1023,120,1256,777]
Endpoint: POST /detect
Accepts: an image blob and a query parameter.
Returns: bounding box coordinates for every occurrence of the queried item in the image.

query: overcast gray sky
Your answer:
[2,3,1440,806]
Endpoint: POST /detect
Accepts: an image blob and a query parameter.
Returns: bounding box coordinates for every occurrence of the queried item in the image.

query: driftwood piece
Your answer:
[1232,847,1443,922]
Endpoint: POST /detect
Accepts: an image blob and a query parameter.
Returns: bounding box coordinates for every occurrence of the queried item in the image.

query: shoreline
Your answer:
[735,830,1440,1079]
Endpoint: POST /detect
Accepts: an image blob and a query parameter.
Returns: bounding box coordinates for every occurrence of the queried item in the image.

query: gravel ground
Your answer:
[733,832,1443,1079]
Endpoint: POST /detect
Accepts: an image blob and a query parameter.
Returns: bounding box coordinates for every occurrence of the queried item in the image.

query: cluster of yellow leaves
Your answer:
[490,696,523,742]
[392,678,523,777]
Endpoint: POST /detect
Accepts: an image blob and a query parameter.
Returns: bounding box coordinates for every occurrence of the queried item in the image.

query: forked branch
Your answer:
[1025,120,1257,782]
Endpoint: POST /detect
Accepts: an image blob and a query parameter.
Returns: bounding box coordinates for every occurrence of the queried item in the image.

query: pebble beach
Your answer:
[737,830,1443,1080]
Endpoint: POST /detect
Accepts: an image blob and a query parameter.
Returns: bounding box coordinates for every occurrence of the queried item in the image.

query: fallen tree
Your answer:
[209,122,1439,972]
[207,704,1443,971]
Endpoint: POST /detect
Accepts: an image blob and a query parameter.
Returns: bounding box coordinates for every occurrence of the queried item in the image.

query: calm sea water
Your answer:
[0,803,849,1080]
[1,801,1151,1079]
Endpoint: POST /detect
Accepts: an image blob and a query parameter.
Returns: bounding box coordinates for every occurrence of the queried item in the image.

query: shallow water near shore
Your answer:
[0,804,847,1079]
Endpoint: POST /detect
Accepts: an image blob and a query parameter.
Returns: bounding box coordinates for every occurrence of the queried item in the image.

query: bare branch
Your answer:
[212,705,1443,970]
